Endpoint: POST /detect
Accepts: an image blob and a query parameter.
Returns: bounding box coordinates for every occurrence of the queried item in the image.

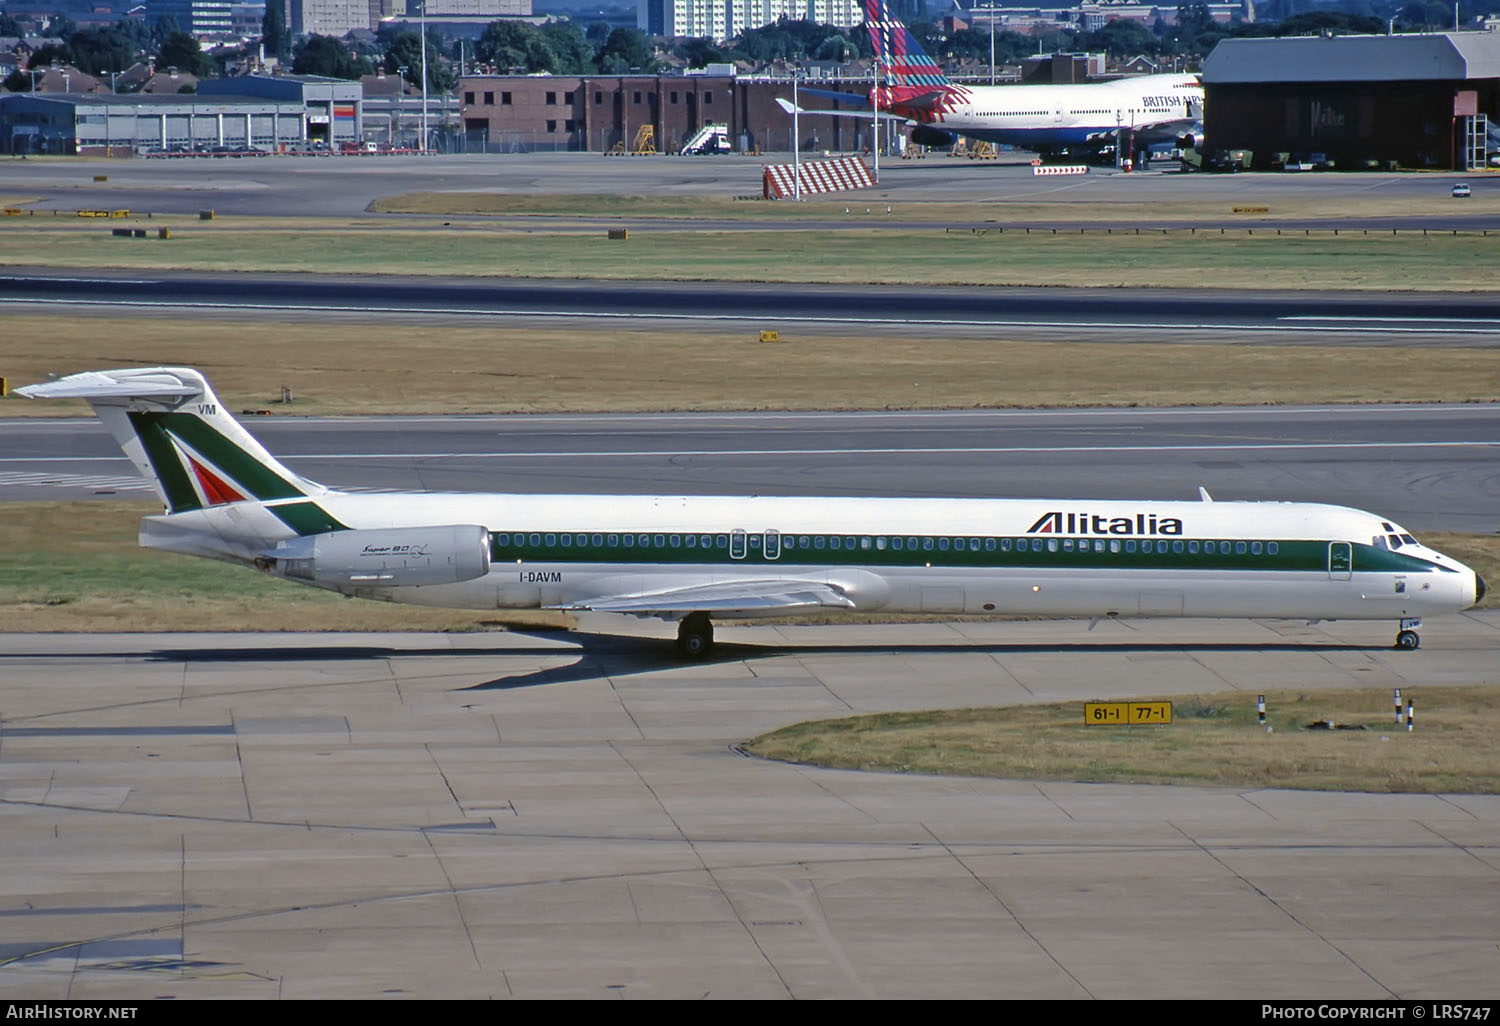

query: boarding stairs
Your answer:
[680,123,730,154]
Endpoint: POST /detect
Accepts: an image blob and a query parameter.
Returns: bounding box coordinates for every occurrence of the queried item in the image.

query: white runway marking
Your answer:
[6,297,1500,335]
[0,470,154,491]
[3,439,1498,469]
[1282,315,1500,326]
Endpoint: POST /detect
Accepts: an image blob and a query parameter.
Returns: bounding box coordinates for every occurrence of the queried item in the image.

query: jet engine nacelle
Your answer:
[909,125,957,148]
[267,524,491,587]
[1176,132,1204,152]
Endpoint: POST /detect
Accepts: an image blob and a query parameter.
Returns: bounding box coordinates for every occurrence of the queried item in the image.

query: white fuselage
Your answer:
[143,491,1482,624]
[932,74,1203,148]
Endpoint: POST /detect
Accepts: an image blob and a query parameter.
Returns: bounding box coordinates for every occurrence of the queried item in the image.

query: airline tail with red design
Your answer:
[19,367,325,514]
[863,0,950,91]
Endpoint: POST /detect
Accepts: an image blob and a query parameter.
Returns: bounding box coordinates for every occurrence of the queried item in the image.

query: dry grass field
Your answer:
[744,685,1500,793]
[5,311,1499,417]
[2,214,1497,290]
[375,188,1500,226]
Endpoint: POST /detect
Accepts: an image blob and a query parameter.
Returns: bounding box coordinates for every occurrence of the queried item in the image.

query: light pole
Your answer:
[419,0,429,153]
[792,66,800,200]
[397,66,409,148]
[871,56,880,183]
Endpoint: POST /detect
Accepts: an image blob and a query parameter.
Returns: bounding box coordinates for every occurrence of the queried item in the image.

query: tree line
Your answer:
[9,2,1500,95]
[2,15,216,90]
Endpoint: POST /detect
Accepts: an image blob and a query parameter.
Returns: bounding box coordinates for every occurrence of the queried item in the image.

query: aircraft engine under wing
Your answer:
[909,125,957,148]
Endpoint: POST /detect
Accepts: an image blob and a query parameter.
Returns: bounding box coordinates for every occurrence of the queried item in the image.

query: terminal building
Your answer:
[1202,31,1500,170]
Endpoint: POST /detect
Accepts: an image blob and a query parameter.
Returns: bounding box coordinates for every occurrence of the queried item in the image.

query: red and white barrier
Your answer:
[1032,164,1089,176]
[763,157,875,199]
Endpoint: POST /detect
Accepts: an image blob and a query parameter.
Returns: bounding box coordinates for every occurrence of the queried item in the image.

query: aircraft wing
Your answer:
[551,577,857,615]
[1127,117,1203,146]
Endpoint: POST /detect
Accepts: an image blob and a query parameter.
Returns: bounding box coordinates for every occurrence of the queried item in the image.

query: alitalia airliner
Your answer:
[782,0,1204,159]
[19,367,1485,658]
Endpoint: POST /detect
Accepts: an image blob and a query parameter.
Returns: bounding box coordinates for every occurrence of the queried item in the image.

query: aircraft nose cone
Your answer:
[1477,574,1488,605]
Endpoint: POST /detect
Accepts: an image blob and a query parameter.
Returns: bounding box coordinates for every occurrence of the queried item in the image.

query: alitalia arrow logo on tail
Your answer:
[130,410,307,512]
[126,409,349,536]
[184,451,248,506]
[1028,512,1184,535]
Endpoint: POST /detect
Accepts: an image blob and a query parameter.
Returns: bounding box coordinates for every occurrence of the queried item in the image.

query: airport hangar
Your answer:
[0,75,363,155]
[1201,30,1500,171]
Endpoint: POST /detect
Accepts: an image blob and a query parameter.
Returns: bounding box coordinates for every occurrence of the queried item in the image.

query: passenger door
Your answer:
[1328,542,1352,581]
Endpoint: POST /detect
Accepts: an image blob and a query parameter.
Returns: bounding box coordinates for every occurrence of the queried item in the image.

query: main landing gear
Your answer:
[1394,618,1422,651]
[676,611,715,659]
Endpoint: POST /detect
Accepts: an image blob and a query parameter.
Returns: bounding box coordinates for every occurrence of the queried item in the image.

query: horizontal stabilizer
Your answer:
[19,366,325,514]
[793,86,874,107]
[776,95,909,121]
[16,368,206,402]
[552,578,856,615]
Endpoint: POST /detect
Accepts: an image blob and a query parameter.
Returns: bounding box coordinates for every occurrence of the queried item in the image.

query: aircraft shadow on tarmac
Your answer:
[457,630,1384,691]
[1,631,1387,690]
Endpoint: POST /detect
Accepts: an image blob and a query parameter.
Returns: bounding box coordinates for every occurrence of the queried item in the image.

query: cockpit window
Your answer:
[1373,536,1388,550]
[1400,533,1417,546]
[1388,535,1403,549]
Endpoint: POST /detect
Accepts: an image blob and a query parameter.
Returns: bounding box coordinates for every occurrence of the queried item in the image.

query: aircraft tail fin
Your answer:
[864,0,950,90]
[17,367,328,515]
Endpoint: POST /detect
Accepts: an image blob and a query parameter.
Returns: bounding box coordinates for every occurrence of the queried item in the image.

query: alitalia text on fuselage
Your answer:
[1028,511,1184,536]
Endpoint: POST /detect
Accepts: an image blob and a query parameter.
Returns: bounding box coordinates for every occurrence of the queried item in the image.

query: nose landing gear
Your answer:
[1394,618,1422,651]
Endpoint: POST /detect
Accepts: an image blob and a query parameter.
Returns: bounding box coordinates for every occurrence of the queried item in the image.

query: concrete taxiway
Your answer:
[1,153,1494,226]
[2,613,1498,999]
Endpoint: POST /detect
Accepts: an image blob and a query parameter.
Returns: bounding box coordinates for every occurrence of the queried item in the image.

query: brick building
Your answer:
[459,73,879,154]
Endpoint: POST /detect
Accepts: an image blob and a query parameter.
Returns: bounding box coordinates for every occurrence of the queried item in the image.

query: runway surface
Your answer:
[6,404,1499,532]
[1,616,1497,999]
[4,269,1500,341]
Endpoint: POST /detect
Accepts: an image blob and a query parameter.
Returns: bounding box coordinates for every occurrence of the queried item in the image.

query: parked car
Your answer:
[1452,182,1472,198]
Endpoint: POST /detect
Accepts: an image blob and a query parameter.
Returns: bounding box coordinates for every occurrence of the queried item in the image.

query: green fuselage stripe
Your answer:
[488,532,1445,575]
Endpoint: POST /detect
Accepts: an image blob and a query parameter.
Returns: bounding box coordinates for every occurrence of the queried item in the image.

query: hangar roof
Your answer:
[1202,31,1500,83]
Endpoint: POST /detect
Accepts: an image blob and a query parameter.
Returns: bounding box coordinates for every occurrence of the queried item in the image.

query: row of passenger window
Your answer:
[493,532,1281,557]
